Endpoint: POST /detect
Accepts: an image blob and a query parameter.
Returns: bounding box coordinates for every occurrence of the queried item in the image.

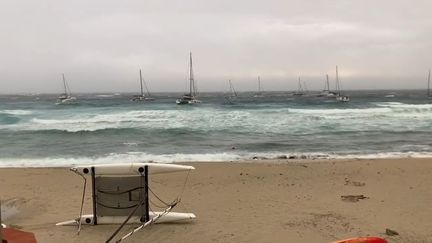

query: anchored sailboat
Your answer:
[335,66,350,102]
[225,79,238,103]
[132,69,154,102]
[293,77,304,96]
[318,74,337,97]
[176,52,201,104]
[227,80,237,98]
[253,76,264,98]
[56,74,76,104]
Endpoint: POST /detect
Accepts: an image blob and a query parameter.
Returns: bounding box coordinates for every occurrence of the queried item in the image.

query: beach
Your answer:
[1,158,431,243]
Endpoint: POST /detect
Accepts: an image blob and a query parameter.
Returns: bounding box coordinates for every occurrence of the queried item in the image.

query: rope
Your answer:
[148,186,171,207]
[97,187,144,195]
[115,199,179,243]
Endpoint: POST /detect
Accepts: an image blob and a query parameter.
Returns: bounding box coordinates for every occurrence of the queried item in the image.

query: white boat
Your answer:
[176,52,201,104]
[72,162,195,176]
[56,74,76,104]
[131,69,154,102]
[253,76,264,98]
[317,74,337,97]
[58,162,195,241]
[293,77,305,96]
[334,66,350,102]
[56,212,196,226]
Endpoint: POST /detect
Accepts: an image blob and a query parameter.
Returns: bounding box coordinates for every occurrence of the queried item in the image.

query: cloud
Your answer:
[0,0,431,93]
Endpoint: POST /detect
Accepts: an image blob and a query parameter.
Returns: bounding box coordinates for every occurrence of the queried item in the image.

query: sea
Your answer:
[0,90,431,167]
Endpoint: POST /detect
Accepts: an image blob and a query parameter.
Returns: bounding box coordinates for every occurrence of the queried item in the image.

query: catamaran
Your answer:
[56,163,196,242]
[335,66,350,102]
[56,74,76,104]
[176,52,201,104]
[253,76,264,98]
[318,74,337,97]
[131,69,154,101]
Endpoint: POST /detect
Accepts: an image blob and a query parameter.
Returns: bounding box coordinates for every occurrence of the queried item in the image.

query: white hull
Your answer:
[176,99,201,104]
[56,212,196,226]
[73,163,195,176]
[56,96,76,104]
[336,95,350,102]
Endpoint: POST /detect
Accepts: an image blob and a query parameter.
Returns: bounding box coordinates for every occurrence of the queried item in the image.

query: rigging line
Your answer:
[97,187,144,195]
[178,169,191,200]
[148,186,171,207]
[105,184,149,243]
[149,197,169,209]
[115,200,179,243]
[70,168,87,235]
[97,202,143,210]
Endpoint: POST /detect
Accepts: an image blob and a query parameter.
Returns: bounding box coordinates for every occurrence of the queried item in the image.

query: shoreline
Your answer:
[1,156,432,168]
[1,158,431,242]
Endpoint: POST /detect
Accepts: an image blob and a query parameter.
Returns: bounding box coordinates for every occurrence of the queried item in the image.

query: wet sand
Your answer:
[1,158,432,243]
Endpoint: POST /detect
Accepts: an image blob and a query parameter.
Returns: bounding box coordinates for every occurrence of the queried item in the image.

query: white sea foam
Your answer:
[0,110,33,115]
[1,151,432,167]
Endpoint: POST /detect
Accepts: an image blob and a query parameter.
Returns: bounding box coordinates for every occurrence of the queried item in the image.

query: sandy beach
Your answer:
[1,158,432,243]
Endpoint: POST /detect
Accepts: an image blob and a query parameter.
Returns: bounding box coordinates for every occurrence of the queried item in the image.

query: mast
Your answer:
[428,69,431,97]
[189,52,194,97]
[325,74,330,91]
[139,69,144,97]
[258,76,261,93]
[62,73,68,96]
[229,80,237,97]
[335,66,340,95]
[298,77,302,92]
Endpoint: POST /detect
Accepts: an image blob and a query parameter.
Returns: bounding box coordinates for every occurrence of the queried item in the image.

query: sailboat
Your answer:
[225,79,238,103]
[176,52,201,105]
[56,73,76,104]
[227,80,238,99]
[293,77,304,96]
[335,66,350,102]
[427,69,431,98]
[253,76,264,98]
[318,74,337,97]
[131,69,154,101]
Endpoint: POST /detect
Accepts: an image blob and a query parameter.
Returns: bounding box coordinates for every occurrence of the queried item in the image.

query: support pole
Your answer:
[144,165,149,222]
[0,200,3,243]
[91,167,97,225]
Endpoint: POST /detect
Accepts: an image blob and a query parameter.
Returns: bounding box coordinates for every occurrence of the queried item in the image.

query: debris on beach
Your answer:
[344,178,366,187]
[341,195,369,202]
[385,228,399,236]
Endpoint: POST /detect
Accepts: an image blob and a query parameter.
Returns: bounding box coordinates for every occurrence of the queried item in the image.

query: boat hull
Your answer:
[56,212,196,226]
[73,163,195,177]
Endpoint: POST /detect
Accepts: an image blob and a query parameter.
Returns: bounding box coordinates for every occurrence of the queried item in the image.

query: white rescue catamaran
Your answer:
[57,162,195,243]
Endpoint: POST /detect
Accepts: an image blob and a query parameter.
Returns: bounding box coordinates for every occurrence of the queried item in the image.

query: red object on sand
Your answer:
[1,228,37,243]
[331,237,387,243]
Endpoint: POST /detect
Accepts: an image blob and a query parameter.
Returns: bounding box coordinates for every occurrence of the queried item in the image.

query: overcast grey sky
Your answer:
[1,0,431,93]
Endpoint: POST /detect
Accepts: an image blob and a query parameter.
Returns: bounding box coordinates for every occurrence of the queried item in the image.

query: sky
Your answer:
[1,0,431,93]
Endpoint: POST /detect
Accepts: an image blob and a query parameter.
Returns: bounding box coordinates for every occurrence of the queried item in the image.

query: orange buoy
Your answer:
[331,237,387,243]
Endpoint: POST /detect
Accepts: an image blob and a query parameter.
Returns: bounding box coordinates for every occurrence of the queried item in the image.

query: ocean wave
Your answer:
[1,151,432,167]
[374,102,432,109]
[0,110,33,115]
